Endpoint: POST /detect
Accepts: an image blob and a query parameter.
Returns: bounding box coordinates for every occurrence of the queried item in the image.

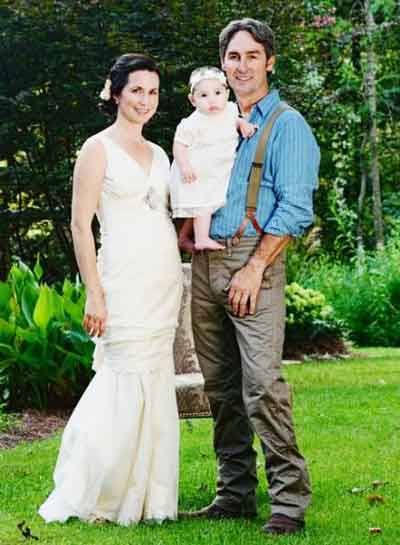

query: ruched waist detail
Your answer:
[92,329,176,375]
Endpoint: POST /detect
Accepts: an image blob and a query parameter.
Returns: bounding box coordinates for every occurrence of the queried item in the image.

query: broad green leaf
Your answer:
[0,283,12,309]
[33,285,54,333]
[33,255,44,281]
[0,343,16,357]
[64,329,91,344]
[8,295,19,319]
[9,261,38,304]
[11,260,35,284]
[50,290,65,321]
[55,343,87,360]
[63,298,83,324]
[0,318,14,334]
[21,283,39,327]
[0,318,15,343]
[62,278,74,299]
[75,274,82,290]
[9,263,24,285]
[0,359,15,372]
[9,265,25,302]
[15,326,41,344]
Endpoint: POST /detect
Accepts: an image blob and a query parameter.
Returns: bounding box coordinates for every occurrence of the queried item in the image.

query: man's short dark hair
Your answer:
[219,18,275,61]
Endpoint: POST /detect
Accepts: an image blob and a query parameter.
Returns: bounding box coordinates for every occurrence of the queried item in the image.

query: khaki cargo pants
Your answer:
[191,237,311,520]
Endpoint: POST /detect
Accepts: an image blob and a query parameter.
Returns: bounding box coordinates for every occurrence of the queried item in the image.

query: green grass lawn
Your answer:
[0,348,399,545]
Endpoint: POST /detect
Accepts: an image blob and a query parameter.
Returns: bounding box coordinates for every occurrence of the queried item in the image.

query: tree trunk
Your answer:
[364,0,385,249]
[357,133,368,255]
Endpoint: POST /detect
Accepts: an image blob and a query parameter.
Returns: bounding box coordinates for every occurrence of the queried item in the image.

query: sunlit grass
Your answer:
[0,348,399,545]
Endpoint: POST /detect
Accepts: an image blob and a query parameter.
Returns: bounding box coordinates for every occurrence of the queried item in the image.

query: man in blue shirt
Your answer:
[185,18,319,535]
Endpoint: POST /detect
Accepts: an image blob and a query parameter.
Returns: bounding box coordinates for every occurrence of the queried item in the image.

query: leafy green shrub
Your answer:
[297,235,400,346]
[0,258,93,410]
[0,259,349,409]
[286,226,322,285]
[284,283,347,358]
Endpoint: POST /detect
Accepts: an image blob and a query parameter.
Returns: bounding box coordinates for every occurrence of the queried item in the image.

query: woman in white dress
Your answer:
[39,54,183,525]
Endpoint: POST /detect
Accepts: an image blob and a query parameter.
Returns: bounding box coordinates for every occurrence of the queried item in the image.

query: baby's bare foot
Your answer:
[195,238,225,251]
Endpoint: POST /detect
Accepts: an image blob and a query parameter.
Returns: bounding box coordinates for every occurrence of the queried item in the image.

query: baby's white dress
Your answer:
[170,101,238,217]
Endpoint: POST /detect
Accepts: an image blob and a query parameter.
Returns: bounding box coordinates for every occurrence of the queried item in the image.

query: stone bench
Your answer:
[173,263,211,418]
[175,373,210,418]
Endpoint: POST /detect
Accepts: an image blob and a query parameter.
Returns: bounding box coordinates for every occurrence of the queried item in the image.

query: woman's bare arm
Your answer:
[70,137,107,336]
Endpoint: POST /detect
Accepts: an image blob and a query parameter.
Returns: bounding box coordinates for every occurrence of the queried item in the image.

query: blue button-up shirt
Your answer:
[210,90,320,238]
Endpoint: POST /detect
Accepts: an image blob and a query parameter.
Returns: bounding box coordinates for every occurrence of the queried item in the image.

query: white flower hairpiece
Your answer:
[99,78,112,101]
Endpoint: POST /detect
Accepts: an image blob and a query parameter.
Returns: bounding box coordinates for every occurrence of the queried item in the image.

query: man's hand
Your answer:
[226,234,292,316]
[227,260,264,317]
[180,229,291,312]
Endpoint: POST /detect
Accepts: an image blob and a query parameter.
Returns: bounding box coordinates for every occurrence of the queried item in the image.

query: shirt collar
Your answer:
[253,89,281,119]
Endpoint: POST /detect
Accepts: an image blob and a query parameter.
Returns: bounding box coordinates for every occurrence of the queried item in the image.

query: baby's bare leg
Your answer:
[177,218,195,253]
[193,213,225,251]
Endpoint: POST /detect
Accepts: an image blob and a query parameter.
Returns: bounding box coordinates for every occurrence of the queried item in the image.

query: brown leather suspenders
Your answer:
[230,102,291,246]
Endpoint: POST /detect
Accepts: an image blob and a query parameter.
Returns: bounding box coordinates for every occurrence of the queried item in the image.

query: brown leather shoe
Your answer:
[180,502,257,520]
[262,514,305,535]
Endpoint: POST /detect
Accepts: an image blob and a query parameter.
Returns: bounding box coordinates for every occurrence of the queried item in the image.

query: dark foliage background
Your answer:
[1,0,399,280]
[0,1,399,409]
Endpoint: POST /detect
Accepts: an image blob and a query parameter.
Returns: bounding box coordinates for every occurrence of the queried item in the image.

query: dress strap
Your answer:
[95,134,113,158]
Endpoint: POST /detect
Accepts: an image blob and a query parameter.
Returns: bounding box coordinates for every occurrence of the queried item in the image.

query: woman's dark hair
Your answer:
[219,18,275,62]
[99,53,160,115]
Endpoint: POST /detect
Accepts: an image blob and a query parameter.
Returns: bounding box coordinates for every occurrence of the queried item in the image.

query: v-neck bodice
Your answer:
[102,135,155,179]
[94,134,172,240]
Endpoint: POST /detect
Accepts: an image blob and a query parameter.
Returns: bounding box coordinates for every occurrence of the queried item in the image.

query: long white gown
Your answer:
[39,134,183,525]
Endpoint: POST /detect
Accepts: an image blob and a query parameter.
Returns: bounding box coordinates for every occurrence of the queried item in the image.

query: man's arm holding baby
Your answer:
[177,118,258,253]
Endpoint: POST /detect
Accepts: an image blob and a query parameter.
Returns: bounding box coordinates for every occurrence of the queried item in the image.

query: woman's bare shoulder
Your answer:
[78,131,109,157]
[74,133,108,178]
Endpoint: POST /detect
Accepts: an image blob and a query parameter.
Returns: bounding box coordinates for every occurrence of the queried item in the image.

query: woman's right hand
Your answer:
[82,288,107,337]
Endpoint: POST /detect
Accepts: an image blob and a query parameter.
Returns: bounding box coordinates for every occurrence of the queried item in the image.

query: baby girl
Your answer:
[170,66,256,250]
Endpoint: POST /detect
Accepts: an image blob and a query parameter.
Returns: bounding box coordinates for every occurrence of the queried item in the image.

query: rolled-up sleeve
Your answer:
[264,112,320,237]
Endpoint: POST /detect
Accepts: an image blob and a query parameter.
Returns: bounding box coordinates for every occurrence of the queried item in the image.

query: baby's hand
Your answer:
[237,118,258,139]
[181,164,197,183]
